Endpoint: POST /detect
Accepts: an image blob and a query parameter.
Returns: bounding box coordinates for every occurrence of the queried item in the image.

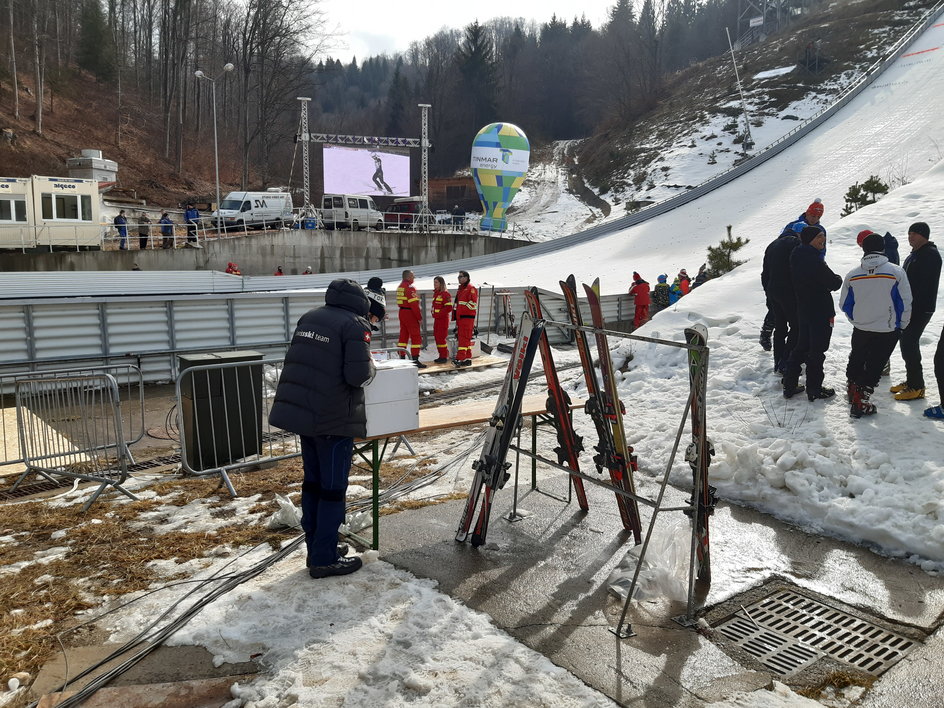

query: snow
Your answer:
[753,66,797,80]
[7,14,944,708]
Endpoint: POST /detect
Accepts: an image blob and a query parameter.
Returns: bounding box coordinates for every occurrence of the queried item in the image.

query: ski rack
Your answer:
[500,313,714,638]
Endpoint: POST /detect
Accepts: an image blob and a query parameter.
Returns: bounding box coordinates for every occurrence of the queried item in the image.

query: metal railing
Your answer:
[1,363,145,475]
[10,372,138,510]
[175,357,292,496]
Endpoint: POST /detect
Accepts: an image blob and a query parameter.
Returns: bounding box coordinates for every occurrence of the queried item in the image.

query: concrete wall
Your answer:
[0,227,528,276]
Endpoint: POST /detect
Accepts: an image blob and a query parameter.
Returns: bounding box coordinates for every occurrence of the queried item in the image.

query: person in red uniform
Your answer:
[629,271,651,330]
[453,270,478,367]
[678,269,691,295]
[431,276,453,363]
[396,269,425,368]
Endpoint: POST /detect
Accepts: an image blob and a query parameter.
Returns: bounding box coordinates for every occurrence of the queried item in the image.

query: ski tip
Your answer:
[565,274,576,289]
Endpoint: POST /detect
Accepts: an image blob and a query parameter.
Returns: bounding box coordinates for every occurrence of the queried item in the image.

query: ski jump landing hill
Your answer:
[254,1,944,296]
[0,5,942,330]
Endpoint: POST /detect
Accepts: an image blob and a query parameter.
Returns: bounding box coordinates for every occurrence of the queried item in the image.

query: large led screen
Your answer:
[322,145,410,196]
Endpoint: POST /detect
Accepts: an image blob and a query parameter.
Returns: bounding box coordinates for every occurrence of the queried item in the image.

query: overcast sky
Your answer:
[320,0,615,63]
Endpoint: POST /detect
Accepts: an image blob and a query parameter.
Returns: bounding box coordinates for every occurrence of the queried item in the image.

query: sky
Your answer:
[319,0,615,63]
[5,10,944,708]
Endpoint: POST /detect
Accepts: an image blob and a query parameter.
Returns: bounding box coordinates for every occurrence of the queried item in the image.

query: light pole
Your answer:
[195,63,234,234]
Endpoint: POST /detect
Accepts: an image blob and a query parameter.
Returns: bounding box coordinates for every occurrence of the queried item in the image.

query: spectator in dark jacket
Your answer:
[782,226,842,400]
[184,203,200,243]
[159,212,175,248]
[114,210,128,250]
[761,228,801,374]
[269,279,376,578]
[891,222,941,402]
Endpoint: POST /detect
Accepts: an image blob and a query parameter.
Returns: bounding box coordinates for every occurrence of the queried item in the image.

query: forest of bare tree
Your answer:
[1,0,824,187]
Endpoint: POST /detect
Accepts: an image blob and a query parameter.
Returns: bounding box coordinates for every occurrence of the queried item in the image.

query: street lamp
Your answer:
[195,62,234,234]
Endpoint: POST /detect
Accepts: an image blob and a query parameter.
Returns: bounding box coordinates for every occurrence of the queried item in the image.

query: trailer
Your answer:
[0,176,102,251]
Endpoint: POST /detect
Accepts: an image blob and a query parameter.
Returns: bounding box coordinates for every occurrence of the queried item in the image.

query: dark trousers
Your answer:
[935,326,944,403]
[846,328,900,389]
[784,316,832,394]
[899,311,933,389]
[300,434,354,566]
[768,294,797,372]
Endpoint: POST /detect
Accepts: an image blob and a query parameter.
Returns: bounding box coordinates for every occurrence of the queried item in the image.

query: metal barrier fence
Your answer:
[175,357,297,496]
[1,364,145,475]
[10,372,138,510]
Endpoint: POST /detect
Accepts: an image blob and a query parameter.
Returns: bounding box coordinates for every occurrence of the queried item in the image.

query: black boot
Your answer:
[783,383,806,399]
[808,386,835,402]
[412,356,426,369]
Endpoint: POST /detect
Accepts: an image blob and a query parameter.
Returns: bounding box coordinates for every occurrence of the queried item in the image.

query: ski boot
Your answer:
[849,383,877,418]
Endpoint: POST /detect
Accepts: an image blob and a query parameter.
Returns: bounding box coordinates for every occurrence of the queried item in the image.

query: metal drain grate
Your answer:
[716,589,916,677]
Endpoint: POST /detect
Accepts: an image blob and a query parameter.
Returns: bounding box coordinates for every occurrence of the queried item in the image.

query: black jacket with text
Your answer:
[269,279,375,438]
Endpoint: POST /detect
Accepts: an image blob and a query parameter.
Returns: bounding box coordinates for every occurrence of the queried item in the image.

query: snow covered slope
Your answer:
[474,17,944,292]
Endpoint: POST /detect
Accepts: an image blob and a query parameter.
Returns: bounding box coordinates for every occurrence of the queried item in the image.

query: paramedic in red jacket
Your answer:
[629,272,651,329]
[453,270,478,367]
[396,269,425,368]
[431,276,453,363]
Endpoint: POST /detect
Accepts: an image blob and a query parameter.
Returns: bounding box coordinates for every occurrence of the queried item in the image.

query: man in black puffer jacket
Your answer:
[762,227,801,374]
[270,278,375,578]
[782,226,842,401]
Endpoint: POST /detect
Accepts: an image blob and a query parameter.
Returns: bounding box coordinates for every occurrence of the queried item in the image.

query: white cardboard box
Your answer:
[364,361,419,437]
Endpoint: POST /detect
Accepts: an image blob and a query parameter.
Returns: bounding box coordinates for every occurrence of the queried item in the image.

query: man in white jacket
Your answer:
[839,231,913,418]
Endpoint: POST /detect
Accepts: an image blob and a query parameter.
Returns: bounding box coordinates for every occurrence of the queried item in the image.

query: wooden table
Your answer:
[354,394,585,549]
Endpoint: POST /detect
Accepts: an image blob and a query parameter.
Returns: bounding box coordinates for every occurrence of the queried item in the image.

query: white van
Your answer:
[211,189,293,230]
[320,193,384,231]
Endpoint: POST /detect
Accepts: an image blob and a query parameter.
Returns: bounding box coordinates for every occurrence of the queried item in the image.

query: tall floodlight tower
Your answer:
[725,28,754,153]
[297,97,313,217]
[418,103,432,229]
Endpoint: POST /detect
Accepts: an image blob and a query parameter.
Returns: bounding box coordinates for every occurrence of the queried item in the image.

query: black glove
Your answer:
[473,327,479,337]
[452,327,457,336]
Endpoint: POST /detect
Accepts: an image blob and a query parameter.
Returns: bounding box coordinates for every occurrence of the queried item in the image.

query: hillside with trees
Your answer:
[0,0,935,208]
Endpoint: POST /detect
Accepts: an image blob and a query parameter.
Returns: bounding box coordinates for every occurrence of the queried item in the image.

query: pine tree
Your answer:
[840,175,889,216]
[706,226,749,275]
[77,0,116,82]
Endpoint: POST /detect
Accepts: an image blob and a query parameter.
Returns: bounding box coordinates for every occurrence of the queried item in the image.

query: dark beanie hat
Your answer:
[909,222,930,239]
[367,277,384,291]
[799,226,821,244]
[862,232,884,253]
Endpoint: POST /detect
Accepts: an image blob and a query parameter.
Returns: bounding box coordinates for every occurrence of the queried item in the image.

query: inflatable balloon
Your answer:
[470,122,530,232]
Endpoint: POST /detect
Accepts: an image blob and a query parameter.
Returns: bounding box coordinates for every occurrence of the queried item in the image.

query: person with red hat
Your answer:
[678,269,691,295]
[840,230,912,418]
[629,272,651,329]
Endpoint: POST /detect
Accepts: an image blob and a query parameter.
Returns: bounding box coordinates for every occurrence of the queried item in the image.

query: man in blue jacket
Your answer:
[269,279,376,578]
[184,203,200,243]
[840,231,912,418]
[782,226,842,401]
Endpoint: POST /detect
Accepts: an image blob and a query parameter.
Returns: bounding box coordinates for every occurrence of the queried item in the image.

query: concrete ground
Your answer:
[377,467,944,707]
[17,385,944,706]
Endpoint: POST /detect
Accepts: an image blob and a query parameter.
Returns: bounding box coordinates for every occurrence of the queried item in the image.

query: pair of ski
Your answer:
[456,278,644,547]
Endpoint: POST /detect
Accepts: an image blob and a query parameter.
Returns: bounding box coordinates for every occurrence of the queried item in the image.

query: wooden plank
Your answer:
[360,394,584,441]
[418,355,505,375]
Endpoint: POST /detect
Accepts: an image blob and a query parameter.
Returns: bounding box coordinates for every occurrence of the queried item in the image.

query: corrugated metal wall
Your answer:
[0,286,632,379]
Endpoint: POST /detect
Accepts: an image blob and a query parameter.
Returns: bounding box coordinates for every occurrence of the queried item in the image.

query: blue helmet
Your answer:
[657,274,668,283]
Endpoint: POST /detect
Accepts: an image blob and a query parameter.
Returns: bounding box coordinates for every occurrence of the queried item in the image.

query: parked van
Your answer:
[320,193,384,231]
[383,196,446,231]
[211,189,293,230]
